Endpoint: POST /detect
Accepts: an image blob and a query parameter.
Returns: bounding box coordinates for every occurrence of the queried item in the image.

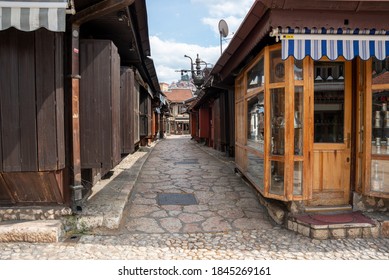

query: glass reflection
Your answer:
[247,94,265,152]
[270,161,284,195]
[293,162,303,195]
[314,62,345,143]
[371,160,389,193]
[247,152,264,191]
[247,58,264,89]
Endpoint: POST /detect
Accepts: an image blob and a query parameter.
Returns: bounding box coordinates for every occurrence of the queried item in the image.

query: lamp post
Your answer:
[182,54,208,88]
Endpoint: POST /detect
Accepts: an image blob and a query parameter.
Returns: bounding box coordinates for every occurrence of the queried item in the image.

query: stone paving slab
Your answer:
[121,136,273,235]
[0,136,388,259]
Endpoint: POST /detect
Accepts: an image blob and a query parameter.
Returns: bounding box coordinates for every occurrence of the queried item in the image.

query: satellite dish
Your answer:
[218,19,229,38]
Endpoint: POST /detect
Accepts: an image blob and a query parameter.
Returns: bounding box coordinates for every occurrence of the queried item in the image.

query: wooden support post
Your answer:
[70,24,81,187]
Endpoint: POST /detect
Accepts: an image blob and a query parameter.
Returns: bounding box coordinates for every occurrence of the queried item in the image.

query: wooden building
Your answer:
[0,0,162,211]
[164,88,193,135]
[199,0,389,213]
[189,87,235,156]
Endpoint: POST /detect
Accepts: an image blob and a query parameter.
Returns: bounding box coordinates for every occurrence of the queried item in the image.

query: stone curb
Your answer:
[0,220,63,243]
[74,142,158,231]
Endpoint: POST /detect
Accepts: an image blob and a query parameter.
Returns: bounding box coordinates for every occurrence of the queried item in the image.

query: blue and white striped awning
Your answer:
[273,28,389,61]
[0,0,68,32]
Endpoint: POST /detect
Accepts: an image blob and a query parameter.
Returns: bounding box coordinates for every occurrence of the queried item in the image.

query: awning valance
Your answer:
[272,28,389,61]
[0,0,67,32]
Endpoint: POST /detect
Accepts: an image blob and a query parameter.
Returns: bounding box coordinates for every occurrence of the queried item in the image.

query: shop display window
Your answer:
[294,87,304,155]
[314,62,345,143]
[247,93,265,152]
[271,88,285,155]
[370,57,389,194]
[270,161,284,195]
[247,58,264,89]
[247,152,265,191]
[293,162,303,195]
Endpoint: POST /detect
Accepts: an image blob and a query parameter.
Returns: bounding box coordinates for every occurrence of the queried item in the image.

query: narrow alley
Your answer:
[0,136,388,260]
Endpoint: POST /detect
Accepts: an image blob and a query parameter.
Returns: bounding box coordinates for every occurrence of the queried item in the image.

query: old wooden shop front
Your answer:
[0,0,163,210]
[210,0,389,212]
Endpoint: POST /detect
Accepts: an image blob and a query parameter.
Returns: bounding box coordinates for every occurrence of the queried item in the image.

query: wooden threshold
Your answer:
[304,205,352,213]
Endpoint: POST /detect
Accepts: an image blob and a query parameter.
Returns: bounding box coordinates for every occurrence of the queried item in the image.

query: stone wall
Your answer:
[0,207,72,222]
[353,192,389,212]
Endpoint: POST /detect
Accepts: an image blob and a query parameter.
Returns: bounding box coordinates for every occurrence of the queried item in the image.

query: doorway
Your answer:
[309,61,352,206]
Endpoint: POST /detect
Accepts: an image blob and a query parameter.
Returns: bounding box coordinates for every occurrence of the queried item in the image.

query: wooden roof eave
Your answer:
[211,5,389,87]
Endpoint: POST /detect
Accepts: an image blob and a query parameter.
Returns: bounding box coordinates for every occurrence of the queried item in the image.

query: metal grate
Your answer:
[174,159,199,165]
[157,193,198,205]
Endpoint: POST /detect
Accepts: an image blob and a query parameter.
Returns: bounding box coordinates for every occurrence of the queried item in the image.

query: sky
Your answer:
[146,0,254,84]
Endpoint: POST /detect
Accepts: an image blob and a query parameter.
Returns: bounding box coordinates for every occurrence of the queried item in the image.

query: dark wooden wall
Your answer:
[120,67,135,154]
[139,89,151,138]
[79,39,121,173]
[199,107,210,138]
[0,28,66,205]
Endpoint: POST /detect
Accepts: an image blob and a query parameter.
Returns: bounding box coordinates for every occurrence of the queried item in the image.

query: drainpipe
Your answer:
[69,23,83,212]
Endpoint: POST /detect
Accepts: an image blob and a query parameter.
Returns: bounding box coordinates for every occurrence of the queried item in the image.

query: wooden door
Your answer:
[309,61,352,206]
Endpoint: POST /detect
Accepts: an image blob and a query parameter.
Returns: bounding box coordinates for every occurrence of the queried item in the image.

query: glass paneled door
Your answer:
[310,61,352,206]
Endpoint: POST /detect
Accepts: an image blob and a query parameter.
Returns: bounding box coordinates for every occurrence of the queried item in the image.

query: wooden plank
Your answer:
[99,41,113,169]
[80,40,105,168]
[133,82,140,143]
[0,29,22,172]
[18,31,38,171]
[111,44,121,167]
[0,173,15,204]
[35,29,58,171]
[55,33,65,169]
[120,68,130,153]
[1,172,63,204]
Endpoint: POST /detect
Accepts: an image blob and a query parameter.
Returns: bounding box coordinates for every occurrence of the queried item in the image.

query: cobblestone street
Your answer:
[0,136,388,260]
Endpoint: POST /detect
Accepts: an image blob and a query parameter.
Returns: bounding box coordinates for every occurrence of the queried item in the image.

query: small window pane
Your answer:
[372,89,389,153]
[247,58,264,89]
[371,160,389,193]
[270,161,284,195]
[372,57,389,85]
[270,49,284,83]
[294,87,304,155]
[293,162,303,195]
[294,60,303,80]
[271,88,285,155]
[314,62,345,143]
[247,93,265,152]
[247,152,265,192]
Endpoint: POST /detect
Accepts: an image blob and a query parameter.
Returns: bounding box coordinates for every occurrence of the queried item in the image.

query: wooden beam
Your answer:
[71,0,135,25]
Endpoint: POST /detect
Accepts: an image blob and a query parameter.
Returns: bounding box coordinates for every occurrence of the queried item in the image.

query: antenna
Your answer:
[218,19,229,55]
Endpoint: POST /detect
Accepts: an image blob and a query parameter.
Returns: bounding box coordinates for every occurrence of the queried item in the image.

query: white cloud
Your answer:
[149,0,254,84]
[150,36,219,84]
[192,0,253,36]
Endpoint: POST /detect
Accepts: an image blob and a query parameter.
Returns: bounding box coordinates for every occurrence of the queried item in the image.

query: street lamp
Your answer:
[182,54,209,88]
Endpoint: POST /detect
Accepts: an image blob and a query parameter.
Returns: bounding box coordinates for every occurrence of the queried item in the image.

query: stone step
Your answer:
[287,212,380,239]
[0,220,64,243]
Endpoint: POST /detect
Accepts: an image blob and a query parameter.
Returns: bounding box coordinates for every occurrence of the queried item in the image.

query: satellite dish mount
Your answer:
[218,19,229,55]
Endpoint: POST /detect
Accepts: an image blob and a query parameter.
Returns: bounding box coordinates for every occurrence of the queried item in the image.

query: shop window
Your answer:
[271,88,285,155]
[294,87,304,155]
[270,49,284,83]
[247,58,264,89]
[370,57,389,194]
[314,62,345,143]
[247,93,264,152]
[247,152,264,191]
[270,161,284,195]
[294,60,303,80]
[293,162,303,195]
